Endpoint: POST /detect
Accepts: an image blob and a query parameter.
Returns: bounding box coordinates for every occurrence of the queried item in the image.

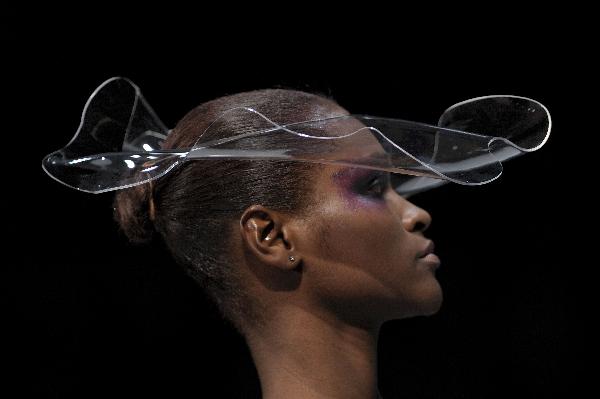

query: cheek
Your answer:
[338,191,388,212]
[305,206,416,318]
[318,202,409,277]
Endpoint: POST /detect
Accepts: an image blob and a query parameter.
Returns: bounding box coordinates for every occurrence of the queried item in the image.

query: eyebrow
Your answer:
[336,151,391,173]
[330,164,387,183]
[359,151,390,161]
[333,149,388,170]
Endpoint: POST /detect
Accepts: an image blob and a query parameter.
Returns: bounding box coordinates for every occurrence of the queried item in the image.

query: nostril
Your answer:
[413,221,427,233]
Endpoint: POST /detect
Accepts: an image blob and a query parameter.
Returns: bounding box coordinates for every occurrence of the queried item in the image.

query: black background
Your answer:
[3,13,588,399]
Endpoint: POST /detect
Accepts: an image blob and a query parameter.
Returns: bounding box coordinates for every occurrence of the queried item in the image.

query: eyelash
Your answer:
[366,176,388,197]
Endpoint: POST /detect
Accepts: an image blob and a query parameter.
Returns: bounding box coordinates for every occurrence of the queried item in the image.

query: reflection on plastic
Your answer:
[41,77,551,198]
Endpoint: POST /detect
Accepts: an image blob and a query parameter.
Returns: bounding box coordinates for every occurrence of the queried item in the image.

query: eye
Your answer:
[366,175,389,197]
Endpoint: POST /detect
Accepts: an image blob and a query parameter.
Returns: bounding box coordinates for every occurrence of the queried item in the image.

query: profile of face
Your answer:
[110,89,441,397]
[239,114,442,331]
[302,167,440,323]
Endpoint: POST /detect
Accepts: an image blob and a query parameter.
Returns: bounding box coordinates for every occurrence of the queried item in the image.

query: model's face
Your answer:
[294,131,442,325]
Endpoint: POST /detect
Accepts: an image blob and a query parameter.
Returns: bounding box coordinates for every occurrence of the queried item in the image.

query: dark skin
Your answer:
[232,116,441,399]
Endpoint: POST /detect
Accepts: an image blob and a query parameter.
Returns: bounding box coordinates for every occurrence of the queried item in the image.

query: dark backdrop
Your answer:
[3,18,586,399]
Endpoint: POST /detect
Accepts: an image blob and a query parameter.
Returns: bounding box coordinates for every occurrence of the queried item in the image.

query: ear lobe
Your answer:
[239,205,299,270]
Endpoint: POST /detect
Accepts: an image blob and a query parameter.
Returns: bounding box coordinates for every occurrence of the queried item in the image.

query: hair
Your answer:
[113,88,347,335]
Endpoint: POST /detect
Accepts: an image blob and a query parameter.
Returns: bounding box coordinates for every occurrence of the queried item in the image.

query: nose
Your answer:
[400,199,432,233]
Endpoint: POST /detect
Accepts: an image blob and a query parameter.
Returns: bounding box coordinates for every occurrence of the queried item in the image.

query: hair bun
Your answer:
[113,182,155,244]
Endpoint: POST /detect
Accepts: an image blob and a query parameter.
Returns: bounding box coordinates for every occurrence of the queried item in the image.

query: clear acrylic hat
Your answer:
[41,77,551,198]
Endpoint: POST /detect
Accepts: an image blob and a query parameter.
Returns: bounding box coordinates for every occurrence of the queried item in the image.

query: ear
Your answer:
[239,204,300,271]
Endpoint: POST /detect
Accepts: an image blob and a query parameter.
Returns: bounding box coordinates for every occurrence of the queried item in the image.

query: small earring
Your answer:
[288,255,295,262]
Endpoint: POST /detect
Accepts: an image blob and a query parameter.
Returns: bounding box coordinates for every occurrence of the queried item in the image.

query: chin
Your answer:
[389,282,444,320]
[421,290,444,316]
[419,278,444,316]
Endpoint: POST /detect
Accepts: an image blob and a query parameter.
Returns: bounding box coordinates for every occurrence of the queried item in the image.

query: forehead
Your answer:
[321,114,389,156]
[312,118,391,186]
[331,116,389,166]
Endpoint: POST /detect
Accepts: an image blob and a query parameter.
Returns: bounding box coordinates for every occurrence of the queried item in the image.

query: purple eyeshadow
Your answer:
[331,167,387,210]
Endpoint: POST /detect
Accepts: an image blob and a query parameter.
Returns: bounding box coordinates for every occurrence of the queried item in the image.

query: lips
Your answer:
[417,240,441,269]
[417,240,435,258]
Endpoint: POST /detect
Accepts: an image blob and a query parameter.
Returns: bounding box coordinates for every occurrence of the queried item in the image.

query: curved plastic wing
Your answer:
[41,77,551,197]
[42,77,179,193]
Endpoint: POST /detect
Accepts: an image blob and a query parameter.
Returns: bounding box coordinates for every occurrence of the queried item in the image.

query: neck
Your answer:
[244,304,382,399]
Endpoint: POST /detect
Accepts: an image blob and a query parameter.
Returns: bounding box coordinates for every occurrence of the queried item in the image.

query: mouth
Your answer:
[417,240,435,258]
[417,240,441,269]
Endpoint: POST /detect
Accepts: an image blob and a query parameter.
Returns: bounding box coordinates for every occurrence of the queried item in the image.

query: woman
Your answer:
[42,78,550,398]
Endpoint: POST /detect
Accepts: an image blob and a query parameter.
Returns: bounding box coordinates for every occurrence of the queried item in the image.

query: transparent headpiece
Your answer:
[42,77,551,198]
